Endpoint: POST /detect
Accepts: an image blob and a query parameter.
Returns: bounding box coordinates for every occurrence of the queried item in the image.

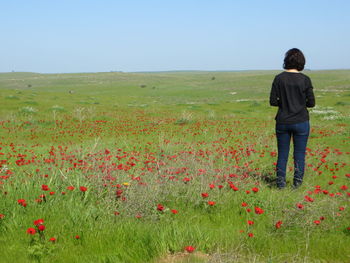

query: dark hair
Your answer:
[283,48,305,71]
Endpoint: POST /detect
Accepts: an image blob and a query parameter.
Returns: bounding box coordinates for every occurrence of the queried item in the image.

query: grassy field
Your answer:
[0,70,349,263]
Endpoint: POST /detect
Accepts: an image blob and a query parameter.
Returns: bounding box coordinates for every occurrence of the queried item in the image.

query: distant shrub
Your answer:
[140,84,147,88]
[5,95,19,100]
[211,76,216,80]
[19,106,38,115]
[335,101,350,106]
[250,101,261,107]
[27,84,32,88]
[175,111,193,125]
[51,105,65,112]
[208,110,216,119]
[23,101,38,105]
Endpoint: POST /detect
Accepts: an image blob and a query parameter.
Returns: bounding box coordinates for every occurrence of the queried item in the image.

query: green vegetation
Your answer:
[0,70,349,263]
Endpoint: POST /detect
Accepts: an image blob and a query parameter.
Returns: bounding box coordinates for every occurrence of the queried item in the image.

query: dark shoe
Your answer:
[277,184,286,190]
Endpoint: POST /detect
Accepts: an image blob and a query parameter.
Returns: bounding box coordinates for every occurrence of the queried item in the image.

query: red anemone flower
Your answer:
[254,207,264,214]
[201,192,209,198]
[80,186,88,192]
[27,228,36,235]
[34,219,44,226]
[207,201,216,206]
[275,221,283,229]
[157,204,164,211]
[247,220,254,225]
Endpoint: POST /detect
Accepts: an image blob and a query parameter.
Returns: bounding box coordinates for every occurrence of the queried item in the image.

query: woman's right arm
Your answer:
[269,77,279,107]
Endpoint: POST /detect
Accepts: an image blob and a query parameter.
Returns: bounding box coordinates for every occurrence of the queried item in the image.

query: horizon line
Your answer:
[1,68,350,75]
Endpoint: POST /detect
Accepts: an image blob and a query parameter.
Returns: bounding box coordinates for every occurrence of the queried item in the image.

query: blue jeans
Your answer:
[275,121,310,188]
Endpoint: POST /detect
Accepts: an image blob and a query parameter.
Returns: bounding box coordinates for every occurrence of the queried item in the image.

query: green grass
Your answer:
[0,70,349,263]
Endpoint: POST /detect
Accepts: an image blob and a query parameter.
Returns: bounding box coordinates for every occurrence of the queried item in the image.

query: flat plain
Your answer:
[0,70,349,262]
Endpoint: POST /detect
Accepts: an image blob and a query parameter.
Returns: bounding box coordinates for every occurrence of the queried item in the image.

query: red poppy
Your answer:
[241,202,248,207]
[0,214,4,219]
[38,225,46,231]
[185,246,195,253]
[252,187,259,193]
[248,232,254,237]
[49,237,56,242]
[171,209,178,214]
[67,186,75,191]
[75,235,80,239]
[314,220,321,225]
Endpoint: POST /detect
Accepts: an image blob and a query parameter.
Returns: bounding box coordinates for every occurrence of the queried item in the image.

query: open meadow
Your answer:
[0,70,349,263]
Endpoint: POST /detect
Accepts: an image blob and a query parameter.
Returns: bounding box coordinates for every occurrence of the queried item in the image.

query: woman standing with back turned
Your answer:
[270,48,316,189]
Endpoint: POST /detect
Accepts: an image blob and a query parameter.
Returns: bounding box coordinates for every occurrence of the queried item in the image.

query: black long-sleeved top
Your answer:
[270,71,315,124]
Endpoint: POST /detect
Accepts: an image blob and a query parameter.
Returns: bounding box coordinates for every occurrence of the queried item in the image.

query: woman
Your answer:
[270,48,315,189]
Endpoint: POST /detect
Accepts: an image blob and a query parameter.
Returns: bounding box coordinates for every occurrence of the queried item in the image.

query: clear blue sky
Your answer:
[1,0,349,73]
